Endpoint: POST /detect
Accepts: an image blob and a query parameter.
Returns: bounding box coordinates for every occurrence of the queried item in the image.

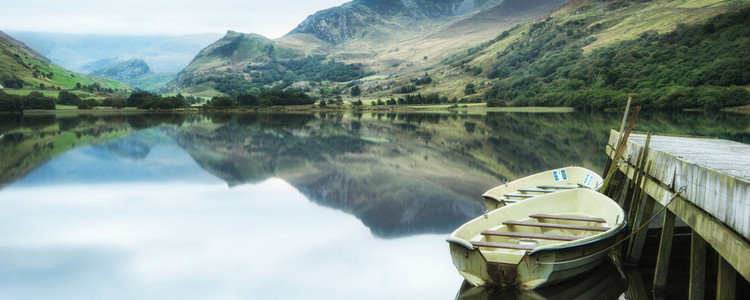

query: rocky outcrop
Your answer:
[287,0,503,45]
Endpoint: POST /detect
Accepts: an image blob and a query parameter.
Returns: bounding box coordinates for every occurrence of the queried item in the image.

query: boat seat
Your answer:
[481,230,580,241]
[503,194,535,198]
[529,214,606,223]
[537,185,577,190]
[502,220,610,232]
[471,241,536,251]
[517,189,555,193]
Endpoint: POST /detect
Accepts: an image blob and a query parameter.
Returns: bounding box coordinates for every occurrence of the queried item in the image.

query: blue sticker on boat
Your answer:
[584,174,591,185]
[553,171,560,181]
[561,170,567,180]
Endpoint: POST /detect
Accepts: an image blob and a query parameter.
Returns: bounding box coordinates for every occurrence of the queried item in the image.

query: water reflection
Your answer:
[455,259,628,300]
[1,110,748,298]
[2,111,750,238]
[0,180,461,299]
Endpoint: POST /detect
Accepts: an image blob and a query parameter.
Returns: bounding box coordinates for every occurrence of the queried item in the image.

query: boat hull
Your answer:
[448,189,625,290]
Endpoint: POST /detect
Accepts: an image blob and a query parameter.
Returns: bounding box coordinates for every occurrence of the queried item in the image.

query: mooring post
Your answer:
[689,230,707,300]
[716,256,737,299]
[652,208,676,295]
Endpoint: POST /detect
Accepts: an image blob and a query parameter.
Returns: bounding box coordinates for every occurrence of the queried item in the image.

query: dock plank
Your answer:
[471,241,536,251]
[503,220,609,232]
[481,230,580,241]
[530,214,606,223]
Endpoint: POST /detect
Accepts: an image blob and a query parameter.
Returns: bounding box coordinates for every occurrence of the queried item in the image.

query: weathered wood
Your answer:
[536,185,577,190]
[606,130,750,282]
[529,214,606,223]
[481,230,580,241]
[517,189,555,193]
[716,256,737,300]
[502,220,609,232]
[628,196,656,265]
[652,209,676,295]
[471,241,536,251]
[504,194,535,198]
[689,231,706,300]
[602,106,641,186]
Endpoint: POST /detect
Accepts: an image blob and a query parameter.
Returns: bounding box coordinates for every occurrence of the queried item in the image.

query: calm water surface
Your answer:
[0,111,748,299]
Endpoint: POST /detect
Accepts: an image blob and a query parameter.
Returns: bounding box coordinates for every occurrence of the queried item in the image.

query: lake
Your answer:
[0,110,748,299]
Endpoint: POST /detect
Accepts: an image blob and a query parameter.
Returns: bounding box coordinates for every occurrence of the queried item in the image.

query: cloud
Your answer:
[0,180,462,299]
[0,0,348,38]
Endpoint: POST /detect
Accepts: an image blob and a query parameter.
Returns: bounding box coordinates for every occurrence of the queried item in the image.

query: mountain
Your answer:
[8,32,223,74]
[167,0,568,97]
[287,0,504,45]
[91,59,152,81]
[0,30,130,91]
[167,0,750,110]
[89,58,175,92]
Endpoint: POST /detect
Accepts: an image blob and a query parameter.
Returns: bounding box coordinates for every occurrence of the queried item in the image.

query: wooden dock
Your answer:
[603,130,750,299]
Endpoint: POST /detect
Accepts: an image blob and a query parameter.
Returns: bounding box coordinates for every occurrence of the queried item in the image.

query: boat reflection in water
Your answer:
[455,258,628,300]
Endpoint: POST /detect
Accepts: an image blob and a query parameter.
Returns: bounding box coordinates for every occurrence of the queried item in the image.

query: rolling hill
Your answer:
[0,30,131,92]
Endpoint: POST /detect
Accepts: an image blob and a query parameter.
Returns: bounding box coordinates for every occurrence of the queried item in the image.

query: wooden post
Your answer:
[717,256,737,300]
[652,209,676,295]
[690,230,706,300]
[628,195,656,264]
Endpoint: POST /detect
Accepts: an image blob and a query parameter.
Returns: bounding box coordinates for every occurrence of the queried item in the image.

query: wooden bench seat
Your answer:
[502,220,610,232]
[503,194,535,198]
[537,185,577,190]
[530,214,606,223]
[471,241,536,251]
[481,230,580,241]
[517,189,556,193]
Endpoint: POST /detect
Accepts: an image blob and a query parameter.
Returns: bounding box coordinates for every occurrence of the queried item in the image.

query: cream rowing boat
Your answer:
[447,188,625,290]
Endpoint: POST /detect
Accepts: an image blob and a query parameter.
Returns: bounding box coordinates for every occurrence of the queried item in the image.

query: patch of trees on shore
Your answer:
[205,90,315,108]
[483,7,750,110]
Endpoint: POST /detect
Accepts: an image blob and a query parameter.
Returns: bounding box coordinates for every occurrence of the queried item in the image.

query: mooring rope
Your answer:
[537,186,686,266]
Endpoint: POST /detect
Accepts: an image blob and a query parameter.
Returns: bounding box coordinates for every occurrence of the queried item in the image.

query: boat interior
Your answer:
[470,213,611,252]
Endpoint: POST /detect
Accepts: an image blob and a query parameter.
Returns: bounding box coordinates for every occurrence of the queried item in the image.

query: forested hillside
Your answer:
[481,5,750,110]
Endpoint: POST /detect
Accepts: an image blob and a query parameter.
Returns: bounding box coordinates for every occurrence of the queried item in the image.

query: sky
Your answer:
[1,0,349,38]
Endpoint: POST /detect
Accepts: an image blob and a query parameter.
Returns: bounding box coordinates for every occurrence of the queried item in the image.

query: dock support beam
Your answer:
[689,231,706,300]
[717,256,737,300]
[652,209,675,295]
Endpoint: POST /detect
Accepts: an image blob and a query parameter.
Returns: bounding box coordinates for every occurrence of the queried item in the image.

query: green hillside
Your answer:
[425,0,750,108]
[0,31,131,91]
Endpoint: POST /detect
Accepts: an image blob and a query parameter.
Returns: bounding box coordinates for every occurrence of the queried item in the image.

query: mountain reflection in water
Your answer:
[2,111,750,238]
[1,111,749,299]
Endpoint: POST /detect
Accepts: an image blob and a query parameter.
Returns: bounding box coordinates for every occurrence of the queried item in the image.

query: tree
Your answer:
[0,91,23,112]
[58,90,81,105]
[209,97,235,108]
[350,85,361,97]
[464,83,476,95]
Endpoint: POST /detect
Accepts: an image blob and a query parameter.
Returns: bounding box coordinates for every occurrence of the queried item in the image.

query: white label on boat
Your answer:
[553,171,560,181]
[561,170,568,180]
[584,174,592,185]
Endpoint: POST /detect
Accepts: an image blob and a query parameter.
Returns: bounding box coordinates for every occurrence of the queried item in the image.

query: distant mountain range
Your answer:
[3,0,750,109]
[8,32,222,74]
[0,30,130,91]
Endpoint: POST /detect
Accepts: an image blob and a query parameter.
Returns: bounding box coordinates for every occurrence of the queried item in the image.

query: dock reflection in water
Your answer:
[455,258,628,300]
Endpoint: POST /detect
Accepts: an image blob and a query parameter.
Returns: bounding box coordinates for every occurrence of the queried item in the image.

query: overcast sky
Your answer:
[1,0,349,38]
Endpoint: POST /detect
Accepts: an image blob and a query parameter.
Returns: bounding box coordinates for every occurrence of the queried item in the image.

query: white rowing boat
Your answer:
[447,188,625,290]
[483,166,602,210]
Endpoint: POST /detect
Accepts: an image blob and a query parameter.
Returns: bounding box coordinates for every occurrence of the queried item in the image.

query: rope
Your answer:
[537,186,686,266]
